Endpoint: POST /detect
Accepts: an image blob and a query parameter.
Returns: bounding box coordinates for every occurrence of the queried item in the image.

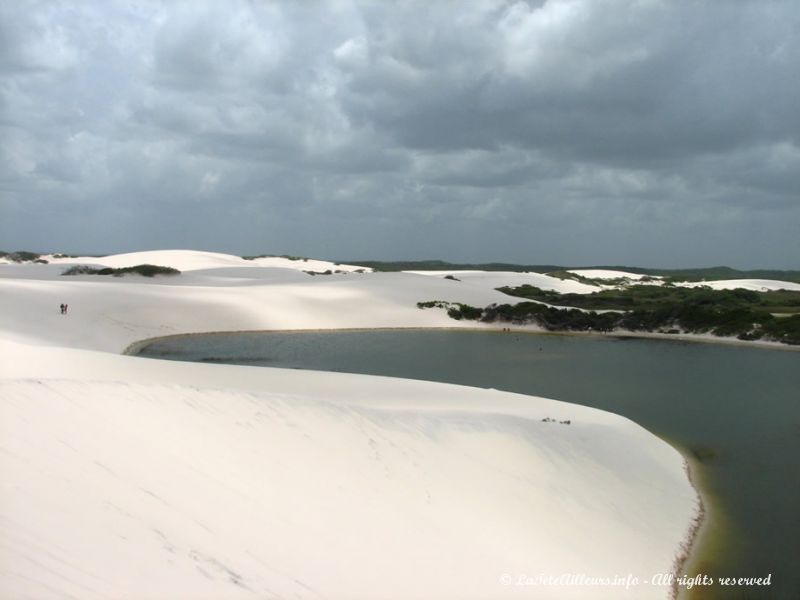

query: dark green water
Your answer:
[137,330,800,600]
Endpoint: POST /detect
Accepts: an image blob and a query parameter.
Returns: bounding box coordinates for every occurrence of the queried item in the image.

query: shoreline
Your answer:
[123,323,800,357]
[671,456,709,600]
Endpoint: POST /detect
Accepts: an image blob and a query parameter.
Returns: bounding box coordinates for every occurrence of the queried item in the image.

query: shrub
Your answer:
[61,264,180,277]
[120,264,180,277]
[762,315,800,345]
[417,300,451,309]
[446,304,483,320]
[6,251,41,263]
[61,265,98,275]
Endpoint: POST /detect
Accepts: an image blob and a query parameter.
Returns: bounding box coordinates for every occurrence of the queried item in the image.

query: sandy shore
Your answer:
[502,325,800,352]
[673,461,711,600]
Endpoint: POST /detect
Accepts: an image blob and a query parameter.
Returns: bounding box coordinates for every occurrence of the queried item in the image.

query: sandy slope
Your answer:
[1,344,697,600]
[406,269,601,293]
[42,249,370,273]
[0,250,708,599]
[567,270,800,292]
[675,278,800,292]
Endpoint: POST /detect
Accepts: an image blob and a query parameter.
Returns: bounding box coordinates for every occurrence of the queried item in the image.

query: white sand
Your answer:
[544,269,800,298]
[0,250,705,599]
[568,270,800,292]
[42,249,371,273]
[675,278,800,292]
[406,269,602,294]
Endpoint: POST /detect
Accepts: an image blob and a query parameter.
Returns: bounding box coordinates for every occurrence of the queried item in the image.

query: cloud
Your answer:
[1,0,798,267]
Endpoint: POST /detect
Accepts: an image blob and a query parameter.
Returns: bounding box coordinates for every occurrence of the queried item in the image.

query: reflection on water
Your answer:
[138,330,800,600]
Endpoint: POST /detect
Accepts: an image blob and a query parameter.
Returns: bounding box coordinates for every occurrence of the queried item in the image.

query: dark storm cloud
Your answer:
[346,2,800,161]
[1,0,798,267]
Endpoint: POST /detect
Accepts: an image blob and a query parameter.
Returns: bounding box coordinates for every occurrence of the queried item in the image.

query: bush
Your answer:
[762,315,800,345]
[242,254,308,261]
[62,264,180,277]
[446,304,483,320]
[417,300,452,309]
[6,251,42,263]
[61,265,98,275]
[120,264,180,277]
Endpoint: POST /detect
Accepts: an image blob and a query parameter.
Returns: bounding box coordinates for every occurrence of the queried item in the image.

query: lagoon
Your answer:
[137,329,800,600]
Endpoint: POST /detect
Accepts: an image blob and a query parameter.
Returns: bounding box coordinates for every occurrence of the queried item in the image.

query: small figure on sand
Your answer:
[60,303,68,315]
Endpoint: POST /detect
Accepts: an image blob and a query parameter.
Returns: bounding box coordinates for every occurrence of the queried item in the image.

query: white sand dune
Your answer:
[675,278,800,292]
[0,250,706,599]
[568,270,800,292]
[405,270,601,294]
[44,249,370,274]
[556,269,800,295]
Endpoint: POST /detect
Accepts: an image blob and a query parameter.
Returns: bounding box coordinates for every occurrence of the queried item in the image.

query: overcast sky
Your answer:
[1,0,798,268]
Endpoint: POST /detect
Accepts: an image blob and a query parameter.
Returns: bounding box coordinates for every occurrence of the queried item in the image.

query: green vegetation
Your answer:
[543,270,597,284]
[545,269,661,286]
[417,284,800,345]
[303,269,355,275]
[304,269,334,276]
[499,284,800,314]
[242,254,309,262]
[416,300,481,320]
[61,264,180,277]
[446,304,483,320]
[478,302,621,332]
[0,251,46,263]
[416,300,452,309]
